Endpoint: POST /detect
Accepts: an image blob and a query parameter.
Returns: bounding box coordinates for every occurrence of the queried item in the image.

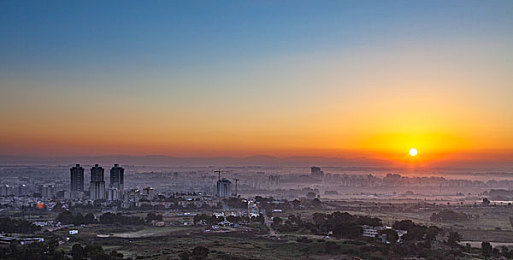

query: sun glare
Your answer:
[409,148,418,157]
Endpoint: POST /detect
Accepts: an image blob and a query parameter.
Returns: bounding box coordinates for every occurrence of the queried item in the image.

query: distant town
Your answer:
[0,164,513,258]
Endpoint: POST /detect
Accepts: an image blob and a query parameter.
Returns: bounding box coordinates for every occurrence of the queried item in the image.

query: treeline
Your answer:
[145,212,163,223]
[99,212,144,225]
[481,241,513,258]
[270,211,446,246]
[391,220,441,245]
[0,217,40,234]
[223,197,248,209]
[483,189,513,201]
[135,202,221,211]
[71,243,124,260]
[0,240,126,260]
[0,238,65,259]
[56,211,145,226]
[273,211,381,238]
[178,246,209,260]
[56,211,97,225]
[193,213,265,225]
[255,196,323,212]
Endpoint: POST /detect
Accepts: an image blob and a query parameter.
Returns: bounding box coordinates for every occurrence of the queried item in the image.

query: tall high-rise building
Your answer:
[216,178,232,197]
[109,164,124,200]
[109,164,124,191]
[90,164,106,200]
[311,166,324,178]
[70,164,84,199]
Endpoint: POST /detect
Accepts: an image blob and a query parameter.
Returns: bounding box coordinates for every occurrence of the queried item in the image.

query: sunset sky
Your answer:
[1,1,512,164]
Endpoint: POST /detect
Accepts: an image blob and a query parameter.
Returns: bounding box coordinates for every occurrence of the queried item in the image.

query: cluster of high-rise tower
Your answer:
[70,164,124,200]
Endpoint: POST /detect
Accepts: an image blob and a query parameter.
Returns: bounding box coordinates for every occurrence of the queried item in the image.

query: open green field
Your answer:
[56,224,370,259]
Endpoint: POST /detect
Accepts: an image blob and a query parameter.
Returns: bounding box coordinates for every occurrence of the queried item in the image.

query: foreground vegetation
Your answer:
[1,197,513,259]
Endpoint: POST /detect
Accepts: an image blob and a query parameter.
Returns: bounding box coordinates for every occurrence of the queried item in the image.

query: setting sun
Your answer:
[409,148,418,157]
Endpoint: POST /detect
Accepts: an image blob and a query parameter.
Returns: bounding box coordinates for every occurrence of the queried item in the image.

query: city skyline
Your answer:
[1,1,512,167]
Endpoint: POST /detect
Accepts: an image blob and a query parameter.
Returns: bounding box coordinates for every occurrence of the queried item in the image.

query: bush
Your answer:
[482,241,492,257]
[0,217,40,234]
[430,210,470,222]
[99,212,144,225]
[296,236,312,243]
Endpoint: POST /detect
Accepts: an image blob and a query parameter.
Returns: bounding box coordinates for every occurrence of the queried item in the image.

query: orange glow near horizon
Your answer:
[1,30,512,166]
[1,1,513,169]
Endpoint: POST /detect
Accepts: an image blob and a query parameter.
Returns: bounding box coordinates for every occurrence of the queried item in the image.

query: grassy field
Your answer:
[54,223,380,259]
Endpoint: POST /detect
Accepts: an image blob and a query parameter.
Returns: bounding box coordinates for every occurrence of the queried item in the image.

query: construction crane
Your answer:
[214,169,223,180]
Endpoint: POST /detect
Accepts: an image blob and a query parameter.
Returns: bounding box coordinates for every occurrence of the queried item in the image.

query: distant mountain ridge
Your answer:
[0,154,511,170]
[0,154,394,167]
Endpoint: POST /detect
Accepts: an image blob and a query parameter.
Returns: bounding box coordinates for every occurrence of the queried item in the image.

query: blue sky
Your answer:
[2,0,511,79]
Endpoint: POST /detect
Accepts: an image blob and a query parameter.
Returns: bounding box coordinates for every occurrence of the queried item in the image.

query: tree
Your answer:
[392,220,415,231]
[179,251,190,260]
[431,209,470,222]
[482,198,491,206]
[447,232,462,247]
[56,211,74,225]
[226,215,241,224]
[191,246,209,260]
[291,199,301,209]
[312,213,326,225]
[84,244,104,259]
[482,241,492,257]
[193,214,206,224]
[311,198,322,209]
[99,212,144,225]
[332,223,362,239]
[356,216,382,226]
[272,217,282,226]
[287,214,302,225]
[306,192,316,199]
[402,225,427,242]
[210,215,224,225]
[425,226,441,242]
[110,250,124,258]
[0,239,66,259]
[71,244,85,260]
[379,229,399,243]
[84,213,96,224]
[73,213,84,225]
[0,217,40,234]
[146,212,163,223]
[52,202,65,212]
[251,214,265,224]
[500,246,511,258]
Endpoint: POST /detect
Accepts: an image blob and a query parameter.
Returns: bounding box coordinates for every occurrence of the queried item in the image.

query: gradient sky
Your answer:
[1,1,512,163]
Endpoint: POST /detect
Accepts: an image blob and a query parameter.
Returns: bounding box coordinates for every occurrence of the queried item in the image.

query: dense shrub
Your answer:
[0,217,40,234]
